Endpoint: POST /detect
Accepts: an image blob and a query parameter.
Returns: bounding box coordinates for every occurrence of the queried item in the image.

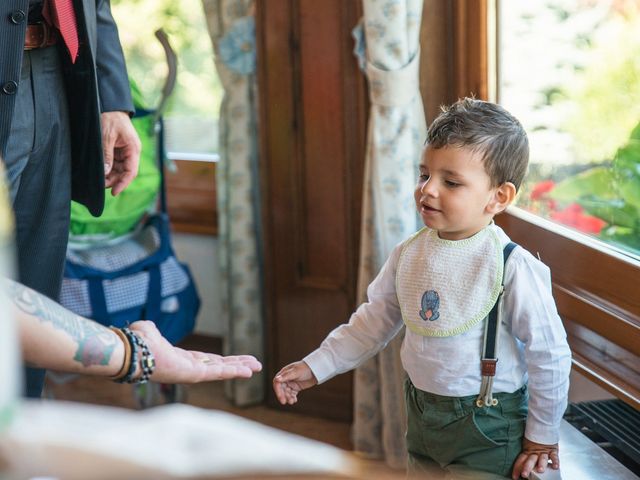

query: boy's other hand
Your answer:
[511,437,559,479]
[273,361,317,405]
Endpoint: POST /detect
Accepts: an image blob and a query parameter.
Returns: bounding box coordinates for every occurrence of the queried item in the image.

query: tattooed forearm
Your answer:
[3,278,118,367]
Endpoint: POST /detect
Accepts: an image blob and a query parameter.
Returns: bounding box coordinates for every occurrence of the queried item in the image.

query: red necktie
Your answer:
[43,0,79,63]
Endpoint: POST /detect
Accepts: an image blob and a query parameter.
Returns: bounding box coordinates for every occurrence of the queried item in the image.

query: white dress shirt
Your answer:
[304,224,572,445]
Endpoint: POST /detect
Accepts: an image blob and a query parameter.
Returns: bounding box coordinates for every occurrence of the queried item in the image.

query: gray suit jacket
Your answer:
[0,0,133,216]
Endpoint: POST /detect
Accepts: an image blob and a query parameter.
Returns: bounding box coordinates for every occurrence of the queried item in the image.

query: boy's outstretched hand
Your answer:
[512,437,559,479]
[273,361,318,405]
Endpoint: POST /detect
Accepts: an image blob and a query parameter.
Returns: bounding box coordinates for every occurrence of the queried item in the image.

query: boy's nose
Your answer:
[421,179,437,196]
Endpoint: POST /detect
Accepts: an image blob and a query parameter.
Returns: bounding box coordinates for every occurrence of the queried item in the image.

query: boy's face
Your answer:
[415,146,508,240]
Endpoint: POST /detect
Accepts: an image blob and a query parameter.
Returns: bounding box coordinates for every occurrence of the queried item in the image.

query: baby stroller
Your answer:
[56,30,200,407]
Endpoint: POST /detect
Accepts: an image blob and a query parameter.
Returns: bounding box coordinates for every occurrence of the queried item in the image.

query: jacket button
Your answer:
[2,81,18,95]
[9,10,26,24]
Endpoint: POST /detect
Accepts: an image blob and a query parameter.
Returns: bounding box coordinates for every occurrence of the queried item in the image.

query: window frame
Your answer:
[449,0,640,409]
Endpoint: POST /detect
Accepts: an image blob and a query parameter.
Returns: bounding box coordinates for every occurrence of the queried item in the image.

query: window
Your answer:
[498,0,640,260]
[432,0,640,408]
[112,0,222,160]
[442,0,640,408]
[111,0,220,234]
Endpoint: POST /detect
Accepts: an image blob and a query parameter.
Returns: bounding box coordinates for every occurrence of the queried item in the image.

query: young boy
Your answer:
[273,98,571,480]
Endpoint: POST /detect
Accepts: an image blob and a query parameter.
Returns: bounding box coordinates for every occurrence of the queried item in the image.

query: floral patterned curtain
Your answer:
[353,0,426,468]
[201,0,263,406]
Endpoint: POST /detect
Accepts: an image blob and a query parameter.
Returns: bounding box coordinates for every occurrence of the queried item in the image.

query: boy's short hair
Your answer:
[426,98,529,190]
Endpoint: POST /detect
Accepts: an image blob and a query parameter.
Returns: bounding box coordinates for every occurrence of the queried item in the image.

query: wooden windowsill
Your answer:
[165,159,217,236]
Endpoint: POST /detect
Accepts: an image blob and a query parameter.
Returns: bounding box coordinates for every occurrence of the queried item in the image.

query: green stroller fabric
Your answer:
[69,81,160,239]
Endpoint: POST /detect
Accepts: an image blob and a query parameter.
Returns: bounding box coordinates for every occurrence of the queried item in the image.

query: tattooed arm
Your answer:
[5,278,124,377]
[4,279,262,382]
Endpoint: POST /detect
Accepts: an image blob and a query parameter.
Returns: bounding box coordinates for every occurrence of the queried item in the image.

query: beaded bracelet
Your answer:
[127,328,156,384]
[111,327,156,384]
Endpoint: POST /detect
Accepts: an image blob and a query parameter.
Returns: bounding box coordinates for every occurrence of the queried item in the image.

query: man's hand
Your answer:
[101,111,141,196]
[273,361,318,405]
[129,321,262,383]
[512,437,559,479]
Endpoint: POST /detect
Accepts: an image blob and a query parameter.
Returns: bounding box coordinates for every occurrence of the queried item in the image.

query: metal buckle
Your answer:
[24,22,53,51]
[476,397,499,408]
[38,22,51,49]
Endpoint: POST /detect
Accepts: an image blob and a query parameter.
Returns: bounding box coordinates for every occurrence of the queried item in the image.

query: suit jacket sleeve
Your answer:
[95,0,134,114]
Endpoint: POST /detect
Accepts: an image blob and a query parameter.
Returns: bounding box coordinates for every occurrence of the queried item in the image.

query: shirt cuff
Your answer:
[525,420,560,445]
[100,107,135,117]
[303,349,338,385]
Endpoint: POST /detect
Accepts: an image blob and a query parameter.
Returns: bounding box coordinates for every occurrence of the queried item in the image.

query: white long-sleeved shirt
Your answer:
[304,224,572,445]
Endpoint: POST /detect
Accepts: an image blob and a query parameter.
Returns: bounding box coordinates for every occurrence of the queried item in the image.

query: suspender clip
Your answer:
[481,358,498,376]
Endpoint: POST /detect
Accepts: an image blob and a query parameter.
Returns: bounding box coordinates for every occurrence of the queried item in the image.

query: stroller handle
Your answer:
[154,29,178,120]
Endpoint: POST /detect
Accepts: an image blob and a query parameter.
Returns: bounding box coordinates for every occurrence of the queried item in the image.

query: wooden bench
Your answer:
[531,420,639,480]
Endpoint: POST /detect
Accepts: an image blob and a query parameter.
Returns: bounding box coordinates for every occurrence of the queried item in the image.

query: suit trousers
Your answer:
[4,45,72,398]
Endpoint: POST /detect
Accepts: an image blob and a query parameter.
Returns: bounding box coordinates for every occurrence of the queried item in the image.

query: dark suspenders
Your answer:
[476,241,518,408]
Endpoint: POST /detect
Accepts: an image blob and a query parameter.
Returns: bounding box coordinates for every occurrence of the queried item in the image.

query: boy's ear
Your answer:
[486,182,517,215]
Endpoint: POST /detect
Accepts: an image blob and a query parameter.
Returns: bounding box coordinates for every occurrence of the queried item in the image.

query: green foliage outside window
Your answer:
[514,3,640,257]
[546,124,640,253]
[111,0,222,154]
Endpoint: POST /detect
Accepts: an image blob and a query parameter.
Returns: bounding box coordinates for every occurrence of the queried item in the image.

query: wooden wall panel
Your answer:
[165,160,217,235]
[297,1,348,282]
[258,0,367,421]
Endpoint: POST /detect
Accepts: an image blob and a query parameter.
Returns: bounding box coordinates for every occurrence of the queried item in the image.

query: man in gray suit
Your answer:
[0,0,141,397]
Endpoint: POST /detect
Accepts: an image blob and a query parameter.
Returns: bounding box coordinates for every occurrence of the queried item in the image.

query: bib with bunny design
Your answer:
[396,226,503,337]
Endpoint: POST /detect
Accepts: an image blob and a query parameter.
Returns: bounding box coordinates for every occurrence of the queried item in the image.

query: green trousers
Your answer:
[405,378,528,478]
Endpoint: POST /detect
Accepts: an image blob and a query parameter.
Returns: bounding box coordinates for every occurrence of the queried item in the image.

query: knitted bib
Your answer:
[396,226,503,337]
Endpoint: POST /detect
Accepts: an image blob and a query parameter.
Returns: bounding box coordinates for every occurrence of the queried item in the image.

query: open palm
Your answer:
[130,321,261,384]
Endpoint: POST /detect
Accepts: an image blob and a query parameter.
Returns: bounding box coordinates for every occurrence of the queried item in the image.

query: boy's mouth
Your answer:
[421,203,440,213]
